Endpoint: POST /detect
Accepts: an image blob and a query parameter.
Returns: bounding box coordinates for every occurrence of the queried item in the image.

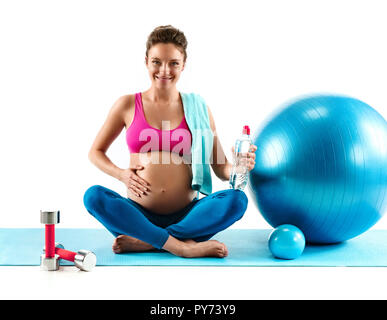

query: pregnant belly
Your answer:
[127,152,196,214]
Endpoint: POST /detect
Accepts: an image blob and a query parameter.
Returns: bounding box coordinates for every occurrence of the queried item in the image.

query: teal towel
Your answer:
[181,92,213,196]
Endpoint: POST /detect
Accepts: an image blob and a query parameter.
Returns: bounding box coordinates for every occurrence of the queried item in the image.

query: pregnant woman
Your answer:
[83,25,257,258]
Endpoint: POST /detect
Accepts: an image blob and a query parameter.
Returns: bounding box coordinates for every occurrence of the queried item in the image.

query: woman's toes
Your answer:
[112,243,121,253]
[112,235,127,253]
[223,244,229,257]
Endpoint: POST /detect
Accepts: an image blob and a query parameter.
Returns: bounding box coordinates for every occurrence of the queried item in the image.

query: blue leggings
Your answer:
[83,185,248,249]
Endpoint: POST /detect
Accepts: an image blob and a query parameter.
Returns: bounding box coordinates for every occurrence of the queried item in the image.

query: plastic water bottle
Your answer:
[229,125,252,191]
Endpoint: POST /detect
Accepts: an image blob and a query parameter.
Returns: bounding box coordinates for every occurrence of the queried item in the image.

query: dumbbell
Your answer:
[43,243,97,272]
[40,210,97,271]
[40,210,61,271]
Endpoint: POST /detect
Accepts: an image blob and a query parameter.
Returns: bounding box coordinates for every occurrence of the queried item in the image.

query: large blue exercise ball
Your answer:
[248,95,387,244]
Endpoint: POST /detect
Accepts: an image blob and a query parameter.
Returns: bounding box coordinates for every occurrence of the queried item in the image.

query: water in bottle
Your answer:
[229,125,252,191]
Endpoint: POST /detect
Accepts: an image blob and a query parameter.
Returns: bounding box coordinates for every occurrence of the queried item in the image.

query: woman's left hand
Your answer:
[246,144,257,171]
[231,144,257,171]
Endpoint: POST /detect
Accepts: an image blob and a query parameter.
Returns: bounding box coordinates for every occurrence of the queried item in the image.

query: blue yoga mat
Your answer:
[1,228,387,267]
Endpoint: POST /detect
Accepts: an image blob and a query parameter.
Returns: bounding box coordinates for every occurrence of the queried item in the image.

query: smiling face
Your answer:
[145,43,186,89]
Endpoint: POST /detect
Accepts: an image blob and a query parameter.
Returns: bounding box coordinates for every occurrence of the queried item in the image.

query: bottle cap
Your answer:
[243,125,250,135]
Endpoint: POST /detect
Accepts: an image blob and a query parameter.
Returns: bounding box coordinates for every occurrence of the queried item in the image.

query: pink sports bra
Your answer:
[126,93,192,156]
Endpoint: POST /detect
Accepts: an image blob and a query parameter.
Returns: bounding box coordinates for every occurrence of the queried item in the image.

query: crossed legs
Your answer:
[83,185,248,258]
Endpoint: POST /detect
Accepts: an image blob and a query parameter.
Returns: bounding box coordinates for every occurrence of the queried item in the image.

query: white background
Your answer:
[1,0,387,229]
[1,0,387,300]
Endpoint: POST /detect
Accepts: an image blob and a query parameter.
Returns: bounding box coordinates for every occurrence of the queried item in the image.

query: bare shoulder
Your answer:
[112,94,134,113]
[111,94,135,128]
[88,94,135,154]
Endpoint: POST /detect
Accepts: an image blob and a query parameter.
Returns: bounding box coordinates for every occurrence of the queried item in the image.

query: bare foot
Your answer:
[182,239,196,245]
[182,239,229,256]
[182,240,228,258]
[112,235,154,254]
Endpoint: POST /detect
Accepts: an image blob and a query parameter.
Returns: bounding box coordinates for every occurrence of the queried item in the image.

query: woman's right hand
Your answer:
[118,165,150,197]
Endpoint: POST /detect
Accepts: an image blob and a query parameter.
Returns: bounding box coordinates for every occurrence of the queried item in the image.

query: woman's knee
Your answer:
[225,189,248,219]
[83,185,106,211]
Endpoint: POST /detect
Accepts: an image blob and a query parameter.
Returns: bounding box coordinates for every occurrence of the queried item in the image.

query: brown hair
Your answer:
[146,25,188,62]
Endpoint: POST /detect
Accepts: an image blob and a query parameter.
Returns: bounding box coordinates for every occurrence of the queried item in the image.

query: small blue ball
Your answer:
[268,224,305,260]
